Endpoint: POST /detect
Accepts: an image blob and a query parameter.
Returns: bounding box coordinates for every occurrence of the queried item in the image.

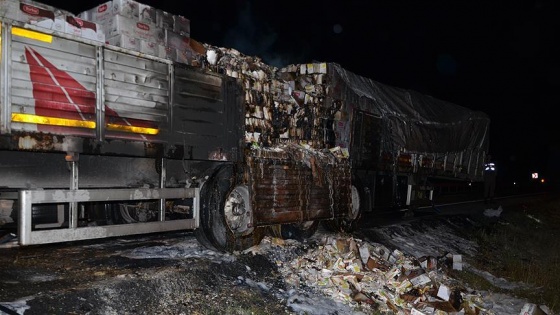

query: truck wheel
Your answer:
[280,221,319,241]
[195,165,263,252]
[322,184,362,233]
[194,178,219,251]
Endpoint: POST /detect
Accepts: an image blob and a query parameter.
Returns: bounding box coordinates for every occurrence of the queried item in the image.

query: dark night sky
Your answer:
[41,0,560,186]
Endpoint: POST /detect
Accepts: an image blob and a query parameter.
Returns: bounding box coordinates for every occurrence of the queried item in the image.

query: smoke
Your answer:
[222,2,308,68]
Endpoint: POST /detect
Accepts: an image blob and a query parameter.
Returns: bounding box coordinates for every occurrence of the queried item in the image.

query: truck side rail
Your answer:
[18,187,199,245]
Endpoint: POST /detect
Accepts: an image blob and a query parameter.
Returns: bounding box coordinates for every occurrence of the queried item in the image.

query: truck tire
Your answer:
[195,164,264,252]
[194,179,220,251]
[321,183,363,233]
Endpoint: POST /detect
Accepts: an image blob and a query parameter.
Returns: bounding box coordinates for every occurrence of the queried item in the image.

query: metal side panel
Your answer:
[248,150,352,225]
[172,66,243,161]
[19,187,199,245]
[103,48,170,141]
[10,27,98,136]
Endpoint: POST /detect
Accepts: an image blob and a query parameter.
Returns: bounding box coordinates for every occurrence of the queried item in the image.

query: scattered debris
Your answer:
[0,232,16,245]
[526,215,542,224]
[483,206,503,218]
[520,303,550,315]
[0,200,14,225]
[247,235,493,314]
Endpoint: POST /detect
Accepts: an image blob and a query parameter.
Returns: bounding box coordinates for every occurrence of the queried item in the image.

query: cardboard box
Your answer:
[80,19,105,42]
[18,0,52,10]
[172,48,194,65]
[138,3,156,24]
[173,15,190,36]
[165,28,190,51]
[104,14,163,44]
[106,34,139,51]
[81,1,113,24]
[139,39,158,56]
[159,47,194,65]
[157,45,173,59]
[62,16,105,42]
[20,0,72,15]
[156,9,173,29]
[2,1,65,32]
[64,15,82,36]
[111,0,138,19]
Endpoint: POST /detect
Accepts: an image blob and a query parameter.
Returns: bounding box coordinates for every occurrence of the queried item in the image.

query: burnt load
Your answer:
[0,0,490,252]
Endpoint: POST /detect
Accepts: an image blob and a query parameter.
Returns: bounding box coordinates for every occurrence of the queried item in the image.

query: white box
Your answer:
[165,28,190,51]
[81,19,105,42]
[139,39,157,56]
[104,14,161,43]
[106,34,139,51]
[64,16,105,42]
[157,45,173,60]
[173,15,190,36]
[112,0,139,19]
[171,48,194,65]
[64,15,82,36]
[82,1,113,24]
[0,1,64,32]
[20,0,72,15]
[156,9,173,29]
[138,3,156,24]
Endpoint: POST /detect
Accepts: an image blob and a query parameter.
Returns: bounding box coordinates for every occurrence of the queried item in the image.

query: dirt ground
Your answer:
[0,231,298,315]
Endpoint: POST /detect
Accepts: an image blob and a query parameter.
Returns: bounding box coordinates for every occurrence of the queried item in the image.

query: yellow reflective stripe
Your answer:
[11,113,95,128]
[12,27,53,43]
[12,113,159,135]
[106,123,159,135]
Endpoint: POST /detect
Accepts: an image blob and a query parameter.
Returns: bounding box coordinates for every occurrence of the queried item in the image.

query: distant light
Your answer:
[513,182,516,185]
[468,182,472,186]
[532,172,539,179]
[541,179,545,183]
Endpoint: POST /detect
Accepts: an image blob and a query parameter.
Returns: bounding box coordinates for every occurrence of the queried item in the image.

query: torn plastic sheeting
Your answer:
[330,63,490,154]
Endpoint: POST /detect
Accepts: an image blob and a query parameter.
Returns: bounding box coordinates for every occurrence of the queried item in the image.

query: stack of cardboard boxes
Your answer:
[1,0,196,65]
[0,0,105,42]
[78,0,194,64]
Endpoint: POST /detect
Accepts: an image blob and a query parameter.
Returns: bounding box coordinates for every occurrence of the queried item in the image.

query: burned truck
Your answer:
[0,1,490,252]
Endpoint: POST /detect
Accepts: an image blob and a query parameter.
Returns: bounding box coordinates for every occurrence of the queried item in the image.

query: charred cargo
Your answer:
[0,0,489,251]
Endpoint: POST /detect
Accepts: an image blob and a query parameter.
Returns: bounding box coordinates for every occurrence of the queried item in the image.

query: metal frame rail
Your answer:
[18,187,199,245]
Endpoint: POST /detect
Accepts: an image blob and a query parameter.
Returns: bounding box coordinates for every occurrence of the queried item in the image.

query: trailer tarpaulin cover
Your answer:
[330,63,490,154]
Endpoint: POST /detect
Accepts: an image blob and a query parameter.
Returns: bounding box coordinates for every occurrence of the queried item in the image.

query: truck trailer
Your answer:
[0,0,490,252]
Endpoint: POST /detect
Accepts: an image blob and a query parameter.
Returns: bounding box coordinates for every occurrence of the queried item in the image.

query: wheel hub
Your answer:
[224,185,254,236]
[349,185,360,220]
